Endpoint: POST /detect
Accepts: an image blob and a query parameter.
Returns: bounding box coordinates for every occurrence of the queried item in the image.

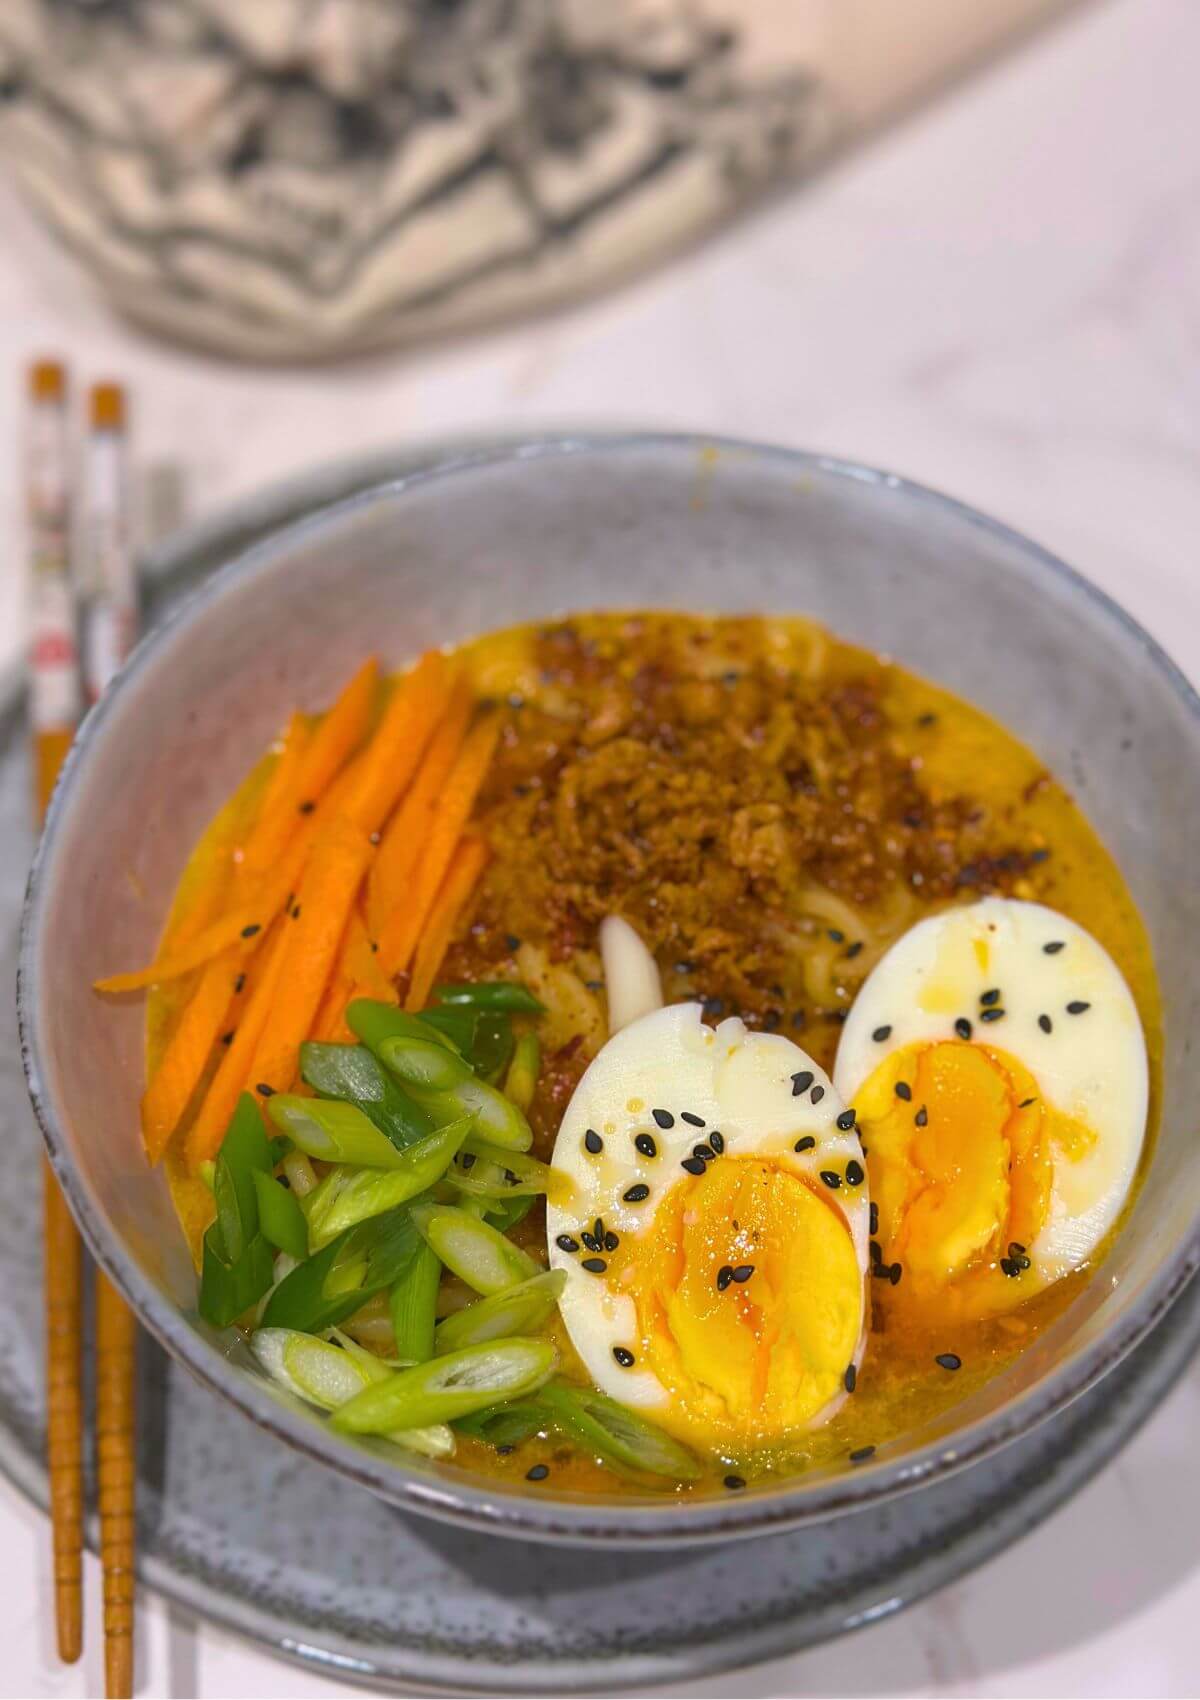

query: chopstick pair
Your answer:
[27,360,139,1699]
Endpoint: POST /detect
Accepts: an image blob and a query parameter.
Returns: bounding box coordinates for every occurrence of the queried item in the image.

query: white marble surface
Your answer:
[2,0,1199,1693]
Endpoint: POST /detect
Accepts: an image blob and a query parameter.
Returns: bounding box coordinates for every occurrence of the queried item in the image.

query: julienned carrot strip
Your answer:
[342,906,395,1003]
[140,945,243,1163]
[240,658,378,880]
[184,919,290,1167]
[343,651,451,836]
[96,746,372,995]
[405,837,490,1011]
[367,678,472,936]
[377,711,500,978]
[241,816,374,1102]
[314,966,355,1043]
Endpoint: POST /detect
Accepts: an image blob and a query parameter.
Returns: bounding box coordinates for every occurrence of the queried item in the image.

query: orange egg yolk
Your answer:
[620,1156,863,1448]
[857,1040,1094,1319]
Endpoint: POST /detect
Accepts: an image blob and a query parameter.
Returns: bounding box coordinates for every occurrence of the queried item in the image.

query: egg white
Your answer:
[547,1001,870,1431]
[834,896,1149,1285]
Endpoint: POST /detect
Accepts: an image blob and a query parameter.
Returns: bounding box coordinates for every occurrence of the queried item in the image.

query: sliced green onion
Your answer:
[379,1036,472,1094]
[389,1241,441,1363]
[484,1193,535,1234]
[347,999,460,1055]
[449,1136,570,1203]
[503,1032,540,1112]
[252,1169,309,1260]
[262,1203,426,1334]
[251,1328,454,1457]
[197,1092,279,1326]
[455,1401,549,1448]
[537,1381,702,1480]
[300,1040,435,1148]
[306,1119,472,1247]
[411,1203,540,1295]
[434,1270,565,1354]
[433,981,545,1014]
[268,1095,421,1169]
[198,1224,275,1329]
[422,1008,515,1082]
[330,1338,557,1435]
[282,1148,319,1200]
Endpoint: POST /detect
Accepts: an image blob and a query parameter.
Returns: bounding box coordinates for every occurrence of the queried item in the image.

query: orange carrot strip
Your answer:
[139,945,244,1163]
[241,816,374,1102]
[377,712,500,979]
[367,678,472,936]
[184,918,290,1167]
[405,837,490,1011]
[240,658,378,881]
[341,650,452,837]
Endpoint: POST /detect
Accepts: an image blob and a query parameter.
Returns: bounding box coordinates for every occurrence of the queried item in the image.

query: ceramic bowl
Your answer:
[20,435,1200,1546]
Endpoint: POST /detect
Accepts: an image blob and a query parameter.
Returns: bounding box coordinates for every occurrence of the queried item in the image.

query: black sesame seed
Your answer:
[613,1347,635,1368]
[689,1144,712,1162]
[811,1085,825,1104]
[555,1234,579,1253]
[703,996,725,1018]
[460,1153,477,1171]
[1066,1000,1091,1015]
[584,1129,603,1154]
[1000,1257,1020,1278]
[233,973,246,994]
[820,1170,842,1189]
[581,1232,601,1253]
[298,800,315,814]
[872,1025,892,1043]
[604,1231,619,1252]
[794,1135,816,1153]
[652,1108,675,1129]
[894,1081,912,1102]
[581,1257,607,1274]
[849,1445,876,1464]
[845,941,864,959]
[681,1112,706,1128]
[634,1133,658,1158]
[731,1264,754,1283]
[525,1464,549,1481]
[979,1007,1005,1023]
[220,1030,234,1046]
[716,1265,734,1292]
[935,1352,962,1372]
[870,1202,879,1236]
[873,1263,892,1279]
[1018,1255,1032,1270]
[836,1108,857,1131]
[1019,1097,1037,1108]
[709,1131,725,1154]
[980,988,1001,1006]
[724,1474,746,1491]
[845,1159,865,1187]
[1043,940,1065,954]
[623,1184,650,1203]
[844,1363,857,1393]
[256,1083,275,1097]
[681,1157,707,1176]
[889,1263,902,1285]
[955,1017,973,1040]
[827,929,845,943]
[496,1444,514,1455]
[241,923,261,939]
[791,1070,814,1097]
[869,1239,883,1265]
[915,1105,928,1128]
[291,905,302,921]
[1038,1014,1053,1034]
[505,934,521,952]
[593,1218,604,1241]
[1008,1241,1026,1256]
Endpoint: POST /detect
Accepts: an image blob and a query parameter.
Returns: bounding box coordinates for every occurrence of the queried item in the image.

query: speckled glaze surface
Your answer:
[6,442,1200,1689]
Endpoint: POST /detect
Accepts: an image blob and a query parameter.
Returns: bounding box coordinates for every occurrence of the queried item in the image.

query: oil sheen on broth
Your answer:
[149,612,1159,1498]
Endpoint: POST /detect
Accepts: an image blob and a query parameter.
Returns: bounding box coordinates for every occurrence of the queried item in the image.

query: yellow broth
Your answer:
[148,613,1160,1498]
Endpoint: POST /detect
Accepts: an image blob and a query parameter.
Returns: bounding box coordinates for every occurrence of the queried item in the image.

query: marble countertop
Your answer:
[2,0,1198,1692]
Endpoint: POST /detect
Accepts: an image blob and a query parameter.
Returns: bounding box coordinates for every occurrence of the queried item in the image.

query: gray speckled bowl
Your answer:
[19,434,1200,1547]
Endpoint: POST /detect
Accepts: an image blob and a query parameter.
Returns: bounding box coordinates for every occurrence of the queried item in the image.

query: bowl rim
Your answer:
[19,429,1200,1545]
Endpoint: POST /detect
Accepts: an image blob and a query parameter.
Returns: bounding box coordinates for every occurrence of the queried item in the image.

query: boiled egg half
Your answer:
[547,1000,871,1453]
[834,897,1148,1320]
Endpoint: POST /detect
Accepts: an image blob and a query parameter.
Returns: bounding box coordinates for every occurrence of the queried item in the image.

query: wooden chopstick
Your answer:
[83,381,139,1700]
[28,359,86,1667]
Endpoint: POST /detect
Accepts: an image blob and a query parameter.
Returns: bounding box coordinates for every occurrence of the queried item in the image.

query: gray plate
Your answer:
[3,450,1198,1695]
